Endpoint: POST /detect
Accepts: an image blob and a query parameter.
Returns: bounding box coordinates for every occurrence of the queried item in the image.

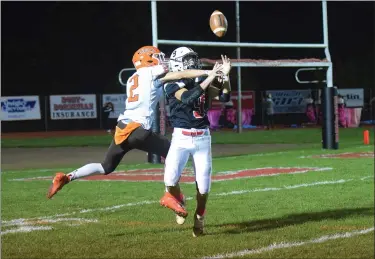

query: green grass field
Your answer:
[2,127,373,148]
[1,128,374,259]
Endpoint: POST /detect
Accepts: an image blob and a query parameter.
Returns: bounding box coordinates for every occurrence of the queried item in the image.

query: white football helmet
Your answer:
[169,47,202,72]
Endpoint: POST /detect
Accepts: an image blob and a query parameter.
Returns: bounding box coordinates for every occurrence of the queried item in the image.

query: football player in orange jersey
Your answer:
[47,46,224,199]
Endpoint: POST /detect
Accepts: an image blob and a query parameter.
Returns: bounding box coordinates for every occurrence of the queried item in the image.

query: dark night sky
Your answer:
[1,1,374,96]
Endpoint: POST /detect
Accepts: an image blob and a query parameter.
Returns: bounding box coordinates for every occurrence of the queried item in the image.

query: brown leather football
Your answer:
[209,10,228,38]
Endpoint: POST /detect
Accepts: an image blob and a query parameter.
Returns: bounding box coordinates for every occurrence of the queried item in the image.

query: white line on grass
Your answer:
[299,151,374,159]
[1,226,53,235]
[201,227,374,259]
[3,176,370,225]
[2,217,98,227]
[215,179,352,196]
[1,217,98,236]
[360,175,374,181]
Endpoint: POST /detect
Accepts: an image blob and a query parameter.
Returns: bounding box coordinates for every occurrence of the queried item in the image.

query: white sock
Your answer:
[67,163,105,181]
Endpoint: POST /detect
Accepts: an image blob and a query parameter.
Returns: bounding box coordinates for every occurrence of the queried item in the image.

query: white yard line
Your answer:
[1,217,98,236]
[2,217,98,227]
[201,227,374,259]
[2,176,371,225]
[1,226,53,235]
[299,151,374,159]
[215,179,352,197]
[2,168,75,174]
[360,176,374,181]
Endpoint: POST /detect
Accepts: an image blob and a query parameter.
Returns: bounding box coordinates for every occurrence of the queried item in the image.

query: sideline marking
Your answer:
[300,151,374,159]
[201,228,374,259]
[1,217,98,235]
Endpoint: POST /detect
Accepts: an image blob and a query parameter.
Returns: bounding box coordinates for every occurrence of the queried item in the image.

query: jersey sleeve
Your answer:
[151,65,168,80]
[164,81,186,98]
[151,65,169,89]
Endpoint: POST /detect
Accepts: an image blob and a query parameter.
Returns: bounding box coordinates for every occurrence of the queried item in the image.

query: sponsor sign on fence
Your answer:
[337,88,364,108]
[102,94,126,119]
[266,90,312,114]
[50,94,97,120]
[1,96,41,121]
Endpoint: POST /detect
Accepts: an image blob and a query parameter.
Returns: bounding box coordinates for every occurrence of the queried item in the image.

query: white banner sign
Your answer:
[102,94,126,119]
[266,90,312,114]
[337,88,364,108]
[1,96,41,121]
[50,94,97,120]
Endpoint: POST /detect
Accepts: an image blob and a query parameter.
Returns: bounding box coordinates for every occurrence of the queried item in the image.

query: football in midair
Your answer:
[209,10,228,38]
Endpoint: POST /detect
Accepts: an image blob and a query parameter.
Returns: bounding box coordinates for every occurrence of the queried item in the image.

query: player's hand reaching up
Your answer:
[208,62,224,78]
[200,62,224,90]
[221,55,231,75]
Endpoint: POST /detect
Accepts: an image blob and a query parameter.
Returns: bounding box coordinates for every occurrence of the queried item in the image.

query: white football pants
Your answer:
[164,127,212,194]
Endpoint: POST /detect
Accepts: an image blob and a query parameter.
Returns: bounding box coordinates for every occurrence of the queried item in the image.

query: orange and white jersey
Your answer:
[118,65,167,130]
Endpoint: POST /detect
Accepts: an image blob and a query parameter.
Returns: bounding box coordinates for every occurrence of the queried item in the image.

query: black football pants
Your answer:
[101,121,170,174]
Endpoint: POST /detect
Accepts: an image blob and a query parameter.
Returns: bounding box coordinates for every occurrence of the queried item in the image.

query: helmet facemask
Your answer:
[168,47,202,72]
[152,52,167,65]
[182,53,202,70]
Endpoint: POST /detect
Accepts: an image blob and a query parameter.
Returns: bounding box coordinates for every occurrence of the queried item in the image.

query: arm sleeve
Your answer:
[164,80,204,105]
[180,86,204,105]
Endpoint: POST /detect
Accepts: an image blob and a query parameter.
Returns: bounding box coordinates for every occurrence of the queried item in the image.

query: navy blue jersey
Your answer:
[164,77,209,129]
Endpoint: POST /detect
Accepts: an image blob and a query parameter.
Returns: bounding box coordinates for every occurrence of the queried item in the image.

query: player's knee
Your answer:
[164,177,178,187]
[196,181,211,194]
[195,175,211,194]
[101,162,115,175]
[197,185,210,194]
[164,171,180,186]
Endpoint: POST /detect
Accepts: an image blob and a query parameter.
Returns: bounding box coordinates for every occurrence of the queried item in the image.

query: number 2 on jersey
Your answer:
[128,74,139,103]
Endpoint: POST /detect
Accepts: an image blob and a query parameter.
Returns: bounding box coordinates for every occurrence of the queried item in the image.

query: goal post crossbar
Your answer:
[157,40,327,49]
[200,58,332,68]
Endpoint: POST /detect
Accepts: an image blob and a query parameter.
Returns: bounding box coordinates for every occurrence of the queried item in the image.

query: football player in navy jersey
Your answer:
[160,47,232,237]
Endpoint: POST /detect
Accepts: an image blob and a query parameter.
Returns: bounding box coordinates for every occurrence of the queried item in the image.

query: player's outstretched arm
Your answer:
[159,69,210,84]
[208,55,232,102]
[174,63,223,105]
[221,55,232,95]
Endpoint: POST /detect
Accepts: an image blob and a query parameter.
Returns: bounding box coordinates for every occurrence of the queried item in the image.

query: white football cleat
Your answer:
[176,214,186,225]
[176,194,187,225]
[192,213,205,237]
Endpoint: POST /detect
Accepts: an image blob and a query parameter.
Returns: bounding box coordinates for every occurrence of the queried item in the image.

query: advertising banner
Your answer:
[265,90,312,114]
[337,88,364,108]
[102,94,126,119]
[1,95,41,121]
[50,94,97,120]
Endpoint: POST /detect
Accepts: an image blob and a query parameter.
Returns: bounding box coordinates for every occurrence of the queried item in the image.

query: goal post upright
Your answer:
[148,0,163,164]
[235,1,242,133]
[321,0,338,149]
[147,0,338,164]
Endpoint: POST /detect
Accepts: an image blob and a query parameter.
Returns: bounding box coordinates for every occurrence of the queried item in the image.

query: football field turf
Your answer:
[1,128,374,259]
